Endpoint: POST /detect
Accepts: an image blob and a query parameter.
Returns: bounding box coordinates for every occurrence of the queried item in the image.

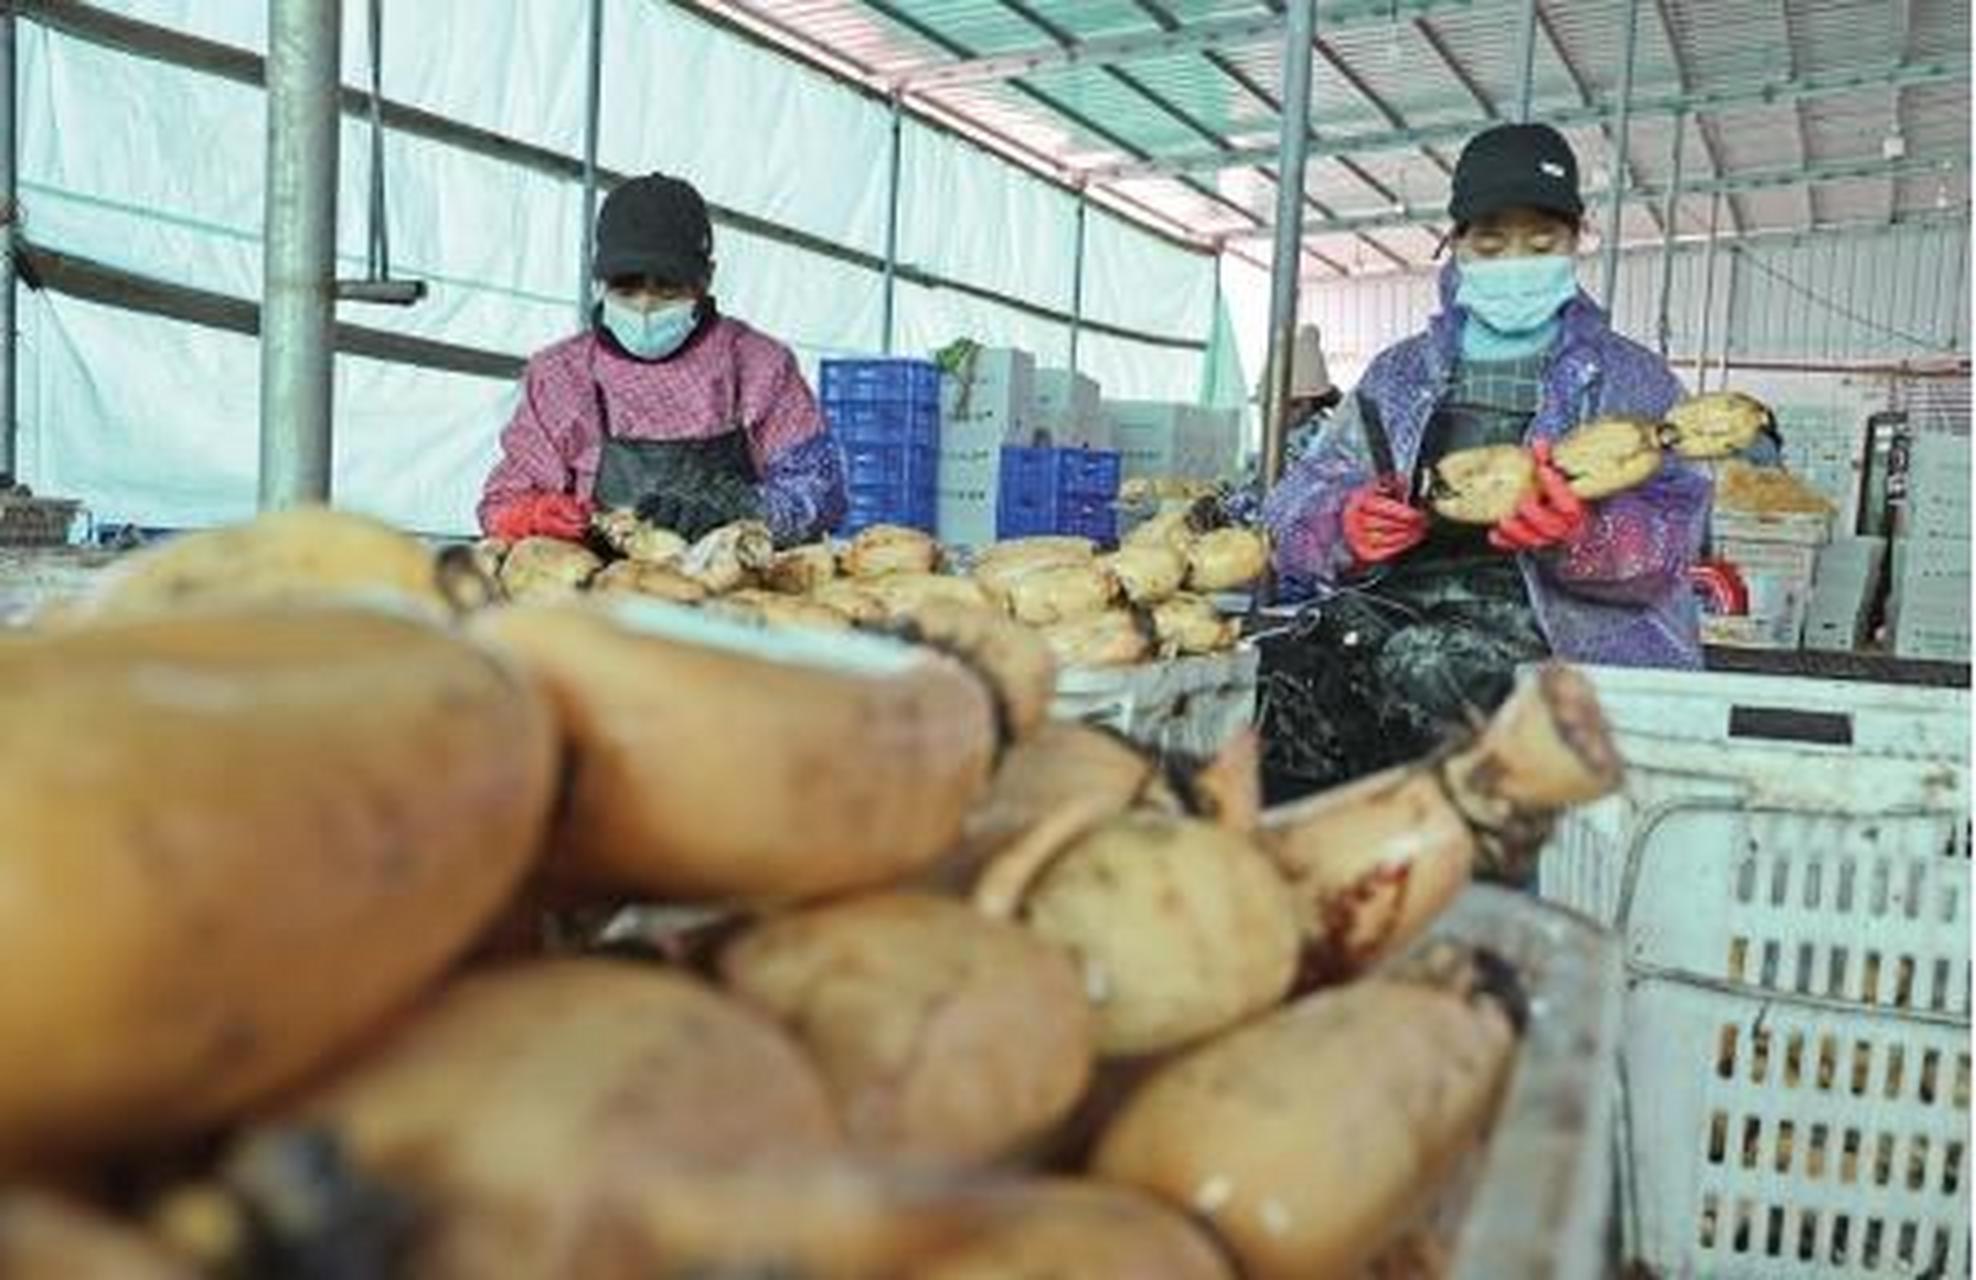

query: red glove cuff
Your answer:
[488,494,593,542]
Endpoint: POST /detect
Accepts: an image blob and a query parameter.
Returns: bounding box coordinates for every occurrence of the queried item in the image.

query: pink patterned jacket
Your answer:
[478,314,846,544]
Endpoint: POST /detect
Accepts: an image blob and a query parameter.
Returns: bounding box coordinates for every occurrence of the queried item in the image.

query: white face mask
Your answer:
[601,295,698,360]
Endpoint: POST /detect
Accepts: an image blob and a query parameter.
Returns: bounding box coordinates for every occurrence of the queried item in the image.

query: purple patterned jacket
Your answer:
[1261,264,1710,669]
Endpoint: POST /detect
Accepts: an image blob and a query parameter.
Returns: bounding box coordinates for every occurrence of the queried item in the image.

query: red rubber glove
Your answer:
[1489,441,1589,553]
[487,493,593,542]
[1342,477,1429,565]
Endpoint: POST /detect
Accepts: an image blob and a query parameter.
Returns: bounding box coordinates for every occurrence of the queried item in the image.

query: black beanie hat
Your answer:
[1448,123,1585,227]
[593,173,714,285]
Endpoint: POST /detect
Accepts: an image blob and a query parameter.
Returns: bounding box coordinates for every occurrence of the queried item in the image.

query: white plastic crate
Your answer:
[1431,888,1623,1280]
[1614,802,1970,1279]
[1050,644,1258,761]
[1536,667,1972,1279]
[1539,667,1969,926]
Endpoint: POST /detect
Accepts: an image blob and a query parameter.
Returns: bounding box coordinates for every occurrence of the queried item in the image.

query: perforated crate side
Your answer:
[1624,981,1969,1278]
[1614,801,1971,1279]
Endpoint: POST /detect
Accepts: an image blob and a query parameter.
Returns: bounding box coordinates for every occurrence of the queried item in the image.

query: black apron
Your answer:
[589,352,758,512]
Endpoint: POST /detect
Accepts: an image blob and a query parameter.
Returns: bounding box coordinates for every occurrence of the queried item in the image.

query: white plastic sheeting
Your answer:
[15,0,1217,533]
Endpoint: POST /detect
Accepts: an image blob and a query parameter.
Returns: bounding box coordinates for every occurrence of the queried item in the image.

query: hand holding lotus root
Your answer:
[1424,390,1770,526]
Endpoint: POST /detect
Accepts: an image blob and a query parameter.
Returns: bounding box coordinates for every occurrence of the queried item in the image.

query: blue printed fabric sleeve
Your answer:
[758,432,847,547]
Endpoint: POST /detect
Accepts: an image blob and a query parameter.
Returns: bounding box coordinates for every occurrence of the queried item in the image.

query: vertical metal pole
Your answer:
[1600,0,1642,307]
[1261,0,1317,495]
[1514,0,1541,123]
[576,0,604,324]
[0,8,16,484]
[881,94,903,354]
[258,0,342,510]
[1714,245,1737,387]
[1068,185,1088,373]
[1654,112,1687,357]
[1692,190,1722,390]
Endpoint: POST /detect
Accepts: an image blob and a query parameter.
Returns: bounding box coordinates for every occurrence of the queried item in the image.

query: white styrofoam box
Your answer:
[1536,667,1972,1279]
[1718,537,1821,649]
[1905,431,1971,503]
[1051,643,1258,760]
[1072,411,1117,452]
[1801,616,1866,653]
[1033,367,1101,447]
[1177,406,1242,480]
[1801,537,1886,651]
[934,448,998,549]
[1714,507,1835,547]
[1893,623,1970,662]
[1107,400,1186,479]
[942,346,1038,445]
[1892,536,1972,581]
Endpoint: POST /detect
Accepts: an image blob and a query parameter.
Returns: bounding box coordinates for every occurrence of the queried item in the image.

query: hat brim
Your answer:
[1448,185,1585,228]
[593,246,712,286]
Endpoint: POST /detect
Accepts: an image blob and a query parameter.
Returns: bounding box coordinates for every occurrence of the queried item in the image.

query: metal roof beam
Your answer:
[889,0,1478,91]
[1536,3,1661,237]
[1652,0,1743,235]
[1413,15,1497,118]
[1224,150,1970,242]
[1085,59,1967,180]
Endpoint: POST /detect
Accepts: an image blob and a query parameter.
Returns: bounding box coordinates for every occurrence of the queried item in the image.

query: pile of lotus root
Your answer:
[0,505,1626,1279]
[474,496,1266,670]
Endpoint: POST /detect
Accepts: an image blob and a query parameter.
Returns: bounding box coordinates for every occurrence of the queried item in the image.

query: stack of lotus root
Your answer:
[1,504,1624,1279]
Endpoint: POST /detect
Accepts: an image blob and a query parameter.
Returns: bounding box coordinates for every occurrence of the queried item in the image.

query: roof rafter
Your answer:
[1534,3,1664,238]
[888,0,1482,91]
[1082,58,1966,180]
[1225,149,1968,241]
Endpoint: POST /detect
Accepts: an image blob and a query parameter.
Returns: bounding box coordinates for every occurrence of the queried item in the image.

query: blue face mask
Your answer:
[1455,255,1579,335]
[601,296,698,361]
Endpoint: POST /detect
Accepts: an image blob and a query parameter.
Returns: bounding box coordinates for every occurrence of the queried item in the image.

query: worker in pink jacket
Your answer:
[479,174,846,545]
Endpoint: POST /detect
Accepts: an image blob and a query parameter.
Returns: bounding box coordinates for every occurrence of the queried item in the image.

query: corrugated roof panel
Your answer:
[1784,0,1904,74]
[709,0,1968,254]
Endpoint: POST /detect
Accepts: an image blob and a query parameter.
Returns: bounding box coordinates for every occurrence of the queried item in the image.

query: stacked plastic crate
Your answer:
[819,358,942,536]
[996,447,1122,546]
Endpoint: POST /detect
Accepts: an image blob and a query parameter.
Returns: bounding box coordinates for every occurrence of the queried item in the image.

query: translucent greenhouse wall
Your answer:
[13,0,1219,533]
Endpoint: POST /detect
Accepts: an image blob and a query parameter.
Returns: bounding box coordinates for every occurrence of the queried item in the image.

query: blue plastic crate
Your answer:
[842,442,938,490]
[1057,449,1121,498]
[995,481,1119,547]
[839,489,936,537]
[823,399,940,450]
[819,358,943,406]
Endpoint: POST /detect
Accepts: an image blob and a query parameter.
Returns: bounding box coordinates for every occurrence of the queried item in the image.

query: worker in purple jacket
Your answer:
[1256,123,1708,803]
[480,174,846,546]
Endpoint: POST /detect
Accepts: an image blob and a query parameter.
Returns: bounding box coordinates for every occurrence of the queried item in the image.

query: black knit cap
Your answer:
[1448,123,1585,227]
[593,173,714,286]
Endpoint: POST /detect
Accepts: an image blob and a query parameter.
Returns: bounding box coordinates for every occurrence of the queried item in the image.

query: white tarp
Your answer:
[16,0,1216,534]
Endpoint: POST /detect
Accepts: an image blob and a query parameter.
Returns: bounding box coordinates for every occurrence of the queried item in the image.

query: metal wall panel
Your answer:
[1297,220,1969,388]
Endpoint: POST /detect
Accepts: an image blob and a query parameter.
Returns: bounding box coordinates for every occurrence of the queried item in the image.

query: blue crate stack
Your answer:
[819,358,942,536]
[996,446,1123,547]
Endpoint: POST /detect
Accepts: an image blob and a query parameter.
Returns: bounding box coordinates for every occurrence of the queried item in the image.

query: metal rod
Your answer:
[0,7,16,483]
[1692,190,1722,390]
[1514,0,1540,122]
[1600,0,1642,306]
[258,0,342,510]
[1715,244,1736,389]
[1069,185,1088,373]
[881,94,903,354]
[1261,0,1317,499]
[1654,112,1687,357]
[1224,150,1967,244]
[576,0,603,323]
